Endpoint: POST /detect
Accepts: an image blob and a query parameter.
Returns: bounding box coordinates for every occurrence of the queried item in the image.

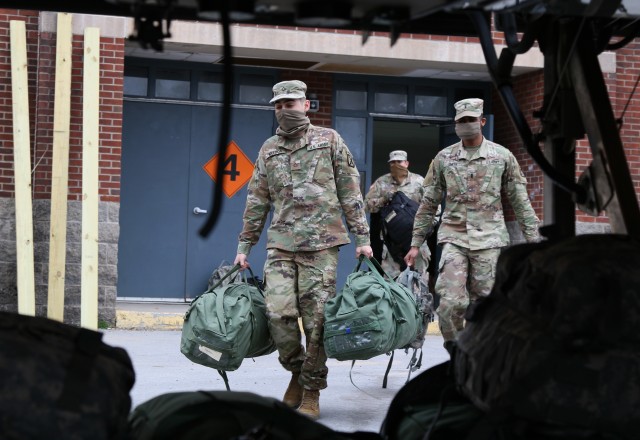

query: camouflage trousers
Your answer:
[435,243,501,342]
[262,246,339,391]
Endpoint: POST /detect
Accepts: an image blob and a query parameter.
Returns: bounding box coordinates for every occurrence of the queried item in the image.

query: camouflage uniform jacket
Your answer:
[238,124,370,255]
[364,172,424,213]
[411,138,539,250]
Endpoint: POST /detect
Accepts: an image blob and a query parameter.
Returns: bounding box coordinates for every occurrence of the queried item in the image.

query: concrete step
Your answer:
[116,300,442,336]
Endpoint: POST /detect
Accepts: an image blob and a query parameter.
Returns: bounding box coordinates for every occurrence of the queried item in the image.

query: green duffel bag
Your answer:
[129,390,382,440]
[180,264,276,390]
[323,256,421,361]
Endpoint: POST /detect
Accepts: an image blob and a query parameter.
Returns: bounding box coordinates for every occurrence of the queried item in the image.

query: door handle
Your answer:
[193,207,208,215]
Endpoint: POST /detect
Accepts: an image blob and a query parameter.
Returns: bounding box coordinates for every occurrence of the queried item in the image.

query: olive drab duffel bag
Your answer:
[180,264,276,390]
[324,256,421,362]
[128,390,383,440]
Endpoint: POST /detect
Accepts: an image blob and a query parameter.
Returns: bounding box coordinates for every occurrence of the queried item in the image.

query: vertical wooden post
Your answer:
[10,20,36,316]
[81,27,100,330]
[47,13,73,322]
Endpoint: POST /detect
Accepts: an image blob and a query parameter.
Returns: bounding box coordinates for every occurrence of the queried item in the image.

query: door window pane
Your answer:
[156,69,190,99]
[336,83,367,111]
[198,71,223,101]
[415,87,447,116]
[238,74,273,104]
[374,84,407,113]
[335,116,366,164]
[124,65,148,96]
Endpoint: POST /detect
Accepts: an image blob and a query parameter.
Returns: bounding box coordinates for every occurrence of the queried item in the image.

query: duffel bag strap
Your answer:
[242,265,263,293]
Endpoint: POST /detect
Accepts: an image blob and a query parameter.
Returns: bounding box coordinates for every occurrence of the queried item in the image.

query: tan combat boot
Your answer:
[297,389,320,419]
[282,372,303,408]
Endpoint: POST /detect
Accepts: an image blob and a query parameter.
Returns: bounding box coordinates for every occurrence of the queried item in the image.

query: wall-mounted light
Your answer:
[296,1,352,27]
[198,0,256,21]
[308,92,320,112]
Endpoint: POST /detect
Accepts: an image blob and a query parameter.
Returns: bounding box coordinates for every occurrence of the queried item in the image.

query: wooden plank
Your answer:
[47,13,73,322]
[10,20,36,316]
[81,27,100,330]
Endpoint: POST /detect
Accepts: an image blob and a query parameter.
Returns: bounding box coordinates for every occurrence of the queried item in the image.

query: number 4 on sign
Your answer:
[203,141,255,198]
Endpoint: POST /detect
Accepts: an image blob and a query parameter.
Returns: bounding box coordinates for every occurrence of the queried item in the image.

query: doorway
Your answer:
[371,119,441,179]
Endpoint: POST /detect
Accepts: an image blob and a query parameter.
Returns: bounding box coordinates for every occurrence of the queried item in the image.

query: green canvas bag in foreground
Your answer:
[324,256,421,362]
[180,264,276,390]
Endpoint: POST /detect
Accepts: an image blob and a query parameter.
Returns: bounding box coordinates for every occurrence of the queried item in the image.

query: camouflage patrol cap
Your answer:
[388,150,408,162]
[454,98,484,121]
[269,80,307,104]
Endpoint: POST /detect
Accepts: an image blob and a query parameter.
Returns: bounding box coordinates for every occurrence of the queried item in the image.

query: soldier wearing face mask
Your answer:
[235,80,372,420]
[365,150,432,281]
[405,98,540,346]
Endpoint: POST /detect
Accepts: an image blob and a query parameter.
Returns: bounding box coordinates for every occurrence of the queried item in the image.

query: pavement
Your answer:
[109,300,449,434]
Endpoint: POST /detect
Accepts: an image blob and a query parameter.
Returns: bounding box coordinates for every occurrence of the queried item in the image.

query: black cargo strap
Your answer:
[382,351,395,389]
[218,369,231,391]
[57,328,103,411]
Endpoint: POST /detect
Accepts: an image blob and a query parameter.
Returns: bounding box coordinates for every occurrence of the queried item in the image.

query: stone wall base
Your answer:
[0,197,119,326]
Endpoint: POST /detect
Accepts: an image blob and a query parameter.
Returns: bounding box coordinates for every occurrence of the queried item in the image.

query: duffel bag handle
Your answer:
[358,256,402,309]
[207,263,242,292]
[335,256,386,316]
[242,265,263,293]
[356,255,392,289]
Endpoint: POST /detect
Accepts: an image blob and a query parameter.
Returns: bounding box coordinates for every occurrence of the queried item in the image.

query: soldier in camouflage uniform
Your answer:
[234,80,373,420]
[365,150,432,282]
[405,98,539,344]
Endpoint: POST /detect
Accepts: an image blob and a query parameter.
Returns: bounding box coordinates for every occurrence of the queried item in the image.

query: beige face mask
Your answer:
[390,162,409,183]
[275,109,310,138]
[455,121,482,140]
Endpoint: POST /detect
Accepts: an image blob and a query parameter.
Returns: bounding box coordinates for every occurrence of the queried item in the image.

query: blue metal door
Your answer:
[118,101,273,300]
[185,106,271,298]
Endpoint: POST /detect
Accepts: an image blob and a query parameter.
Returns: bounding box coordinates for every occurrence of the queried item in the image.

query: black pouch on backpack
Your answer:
[0,311,135,440]
[379,191,419,267]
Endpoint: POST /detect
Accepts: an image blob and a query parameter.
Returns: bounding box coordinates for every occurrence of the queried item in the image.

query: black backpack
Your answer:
[379,191,419,268]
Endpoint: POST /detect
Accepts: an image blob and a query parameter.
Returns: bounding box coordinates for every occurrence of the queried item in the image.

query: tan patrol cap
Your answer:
[269,80,307,104]
[388,150,408,162]
[454,98,484,121]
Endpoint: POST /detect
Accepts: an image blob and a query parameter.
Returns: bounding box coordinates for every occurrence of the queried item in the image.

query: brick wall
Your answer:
[277,70,333,127]
[492,49,640,231]
[0,10,39,197]
[492,71,545,226]
[0,10,126,325]
[612,41,640,212]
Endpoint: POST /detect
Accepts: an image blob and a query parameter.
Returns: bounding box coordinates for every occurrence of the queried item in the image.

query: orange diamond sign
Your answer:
[203,140,255,198]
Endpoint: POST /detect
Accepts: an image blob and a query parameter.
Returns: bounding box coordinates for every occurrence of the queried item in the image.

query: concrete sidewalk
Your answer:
[111,300,447,433]
[115,300,443,336]
[102,329,450,434]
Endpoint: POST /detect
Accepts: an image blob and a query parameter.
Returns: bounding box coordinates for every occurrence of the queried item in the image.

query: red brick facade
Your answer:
[492,50,640,225]
[0,9,124,202]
